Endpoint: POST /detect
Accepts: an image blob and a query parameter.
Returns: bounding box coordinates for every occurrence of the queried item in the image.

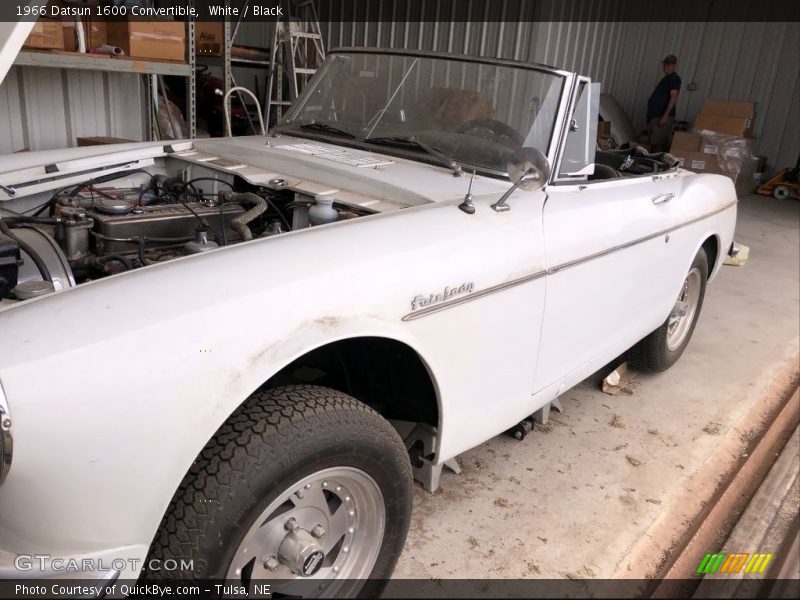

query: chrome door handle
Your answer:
[652,193,675,205]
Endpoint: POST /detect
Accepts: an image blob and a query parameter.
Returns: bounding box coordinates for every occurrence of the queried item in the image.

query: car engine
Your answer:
[0,172,371,304]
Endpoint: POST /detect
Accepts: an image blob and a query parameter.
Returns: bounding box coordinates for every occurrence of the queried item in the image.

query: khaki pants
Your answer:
[647,117,674,152]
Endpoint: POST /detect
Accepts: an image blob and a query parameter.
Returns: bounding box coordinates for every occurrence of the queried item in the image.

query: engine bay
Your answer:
[0,168,373,304]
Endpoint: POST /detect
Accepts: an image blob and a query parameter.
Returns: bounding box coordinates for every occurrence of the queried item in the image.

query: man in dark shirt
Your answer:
[646,55,681,151]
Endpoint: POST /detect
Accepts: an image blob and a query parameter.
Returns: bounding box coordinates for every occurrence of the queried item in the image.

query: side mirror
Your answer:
[491,148,550,212]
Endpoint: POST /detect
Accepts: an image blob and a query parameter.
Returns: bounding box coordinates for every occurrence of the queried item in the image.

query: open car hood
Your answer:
[0,21,35,85]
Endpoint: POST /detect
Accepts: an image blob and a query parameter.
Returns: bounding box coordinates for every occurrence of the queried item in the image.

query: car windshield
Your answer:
[278,51,565,174]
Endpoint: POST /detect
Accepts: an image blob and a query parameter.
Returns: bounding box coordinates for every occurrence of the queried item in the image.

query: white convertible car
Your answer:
[0,34,736,596]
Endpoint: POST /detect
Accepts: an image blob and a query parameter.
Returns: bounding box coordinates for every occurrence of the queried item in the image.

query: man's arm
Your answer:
[660,89,679,125]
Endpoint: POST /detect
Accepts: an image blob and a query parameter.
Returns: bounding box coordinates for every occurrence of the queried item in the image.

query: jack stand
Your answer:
[394,421,461,493]
[506,398,564,441]
[534,398,563,425]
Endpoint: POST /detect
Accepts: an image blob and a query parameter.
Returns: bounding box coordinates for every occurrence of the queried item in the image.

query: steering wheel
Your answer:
[455,118,524,149]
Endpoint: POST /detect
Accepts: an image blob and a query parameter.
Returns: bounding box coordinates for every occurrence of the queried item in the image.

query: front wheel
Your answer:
[146,385,412,598]
[629,248,709,372]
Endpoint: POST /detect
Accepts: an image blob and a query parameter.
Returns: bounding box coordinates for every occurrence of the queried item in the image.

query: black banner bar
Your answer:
[3,0,800,23]
[0,578,798,599]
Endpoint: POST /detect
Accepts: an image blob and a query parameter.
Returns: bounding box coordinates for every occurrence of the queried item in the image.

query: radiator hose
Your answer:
[222,192,268,242]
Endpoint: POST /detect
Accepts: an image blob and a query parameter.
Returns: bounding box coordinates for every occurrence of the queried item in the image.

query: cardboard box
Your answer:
[670,131,702,152]
[596,120,612,149]
[85,19,108,50]
[107,20,186,62]
[62,21,76,51]
[693,113,753,137]
[23,19,65,51]
[735,155,759,196]
[672,150,725,174]
[696,136,758,157]
[700,99,755,120]
[196,22,223,55]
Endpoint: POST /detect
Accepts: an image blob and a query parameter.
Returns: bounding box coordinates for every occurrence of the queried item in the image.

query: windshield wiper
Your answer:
[280,120,356,138]
[364,135,462,177]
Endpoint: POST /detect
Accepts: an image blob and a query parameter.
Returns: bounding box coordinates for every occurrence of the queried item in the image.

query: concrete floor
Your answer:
[393,194,800,581]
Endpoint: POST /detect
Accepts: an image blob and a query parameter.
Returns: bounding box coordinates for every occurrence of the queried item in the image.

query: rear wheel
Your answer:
[146,385,412,598]
[629,248,708,372]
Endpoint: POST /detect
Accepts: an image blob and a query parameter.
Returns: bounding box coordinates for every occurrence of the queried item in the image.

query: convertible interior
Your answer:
[589,147,681,181]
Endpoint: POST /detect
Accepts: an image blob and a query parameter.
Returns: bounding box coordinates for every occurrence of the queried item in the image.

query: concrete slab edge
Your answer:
[610,353,800,586]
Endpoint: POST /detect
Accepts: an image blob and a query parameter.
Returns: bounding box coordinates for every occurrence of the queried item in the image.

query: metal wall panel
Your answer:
[320,17,627,90]
[608,21,800,171]
[2,9,796,172]
[0,66,146,154]
[318,6,799,172]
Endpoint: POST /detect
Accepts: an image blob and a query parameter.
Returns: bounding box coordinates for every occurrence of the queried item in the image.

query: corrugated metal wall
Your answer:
[609,21,800,171]
[321,19,627,92]
[0,66,147,154]
[2,11,797,171]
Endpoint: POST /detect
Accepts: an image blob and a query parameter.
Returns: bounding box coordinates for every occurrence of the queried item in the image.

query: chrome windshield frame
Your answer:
[280,47,576,182]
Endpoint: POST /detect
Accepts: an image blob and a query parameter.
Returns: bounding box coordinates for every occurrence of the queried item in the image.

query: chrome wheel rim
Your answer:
[227,467,385,597]
[667,268,702,351]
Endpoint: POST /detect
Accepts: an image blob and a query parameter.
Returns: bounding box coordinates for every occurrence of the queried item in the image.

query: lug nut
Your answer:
[264,556,279,571]
[0,416,10,431]
[311,524,325,538]
[284,517,298,531]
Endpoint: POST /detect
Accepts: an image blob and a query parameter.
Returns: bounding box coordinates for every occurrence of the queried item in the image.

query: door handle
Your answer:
[652,193,675,205]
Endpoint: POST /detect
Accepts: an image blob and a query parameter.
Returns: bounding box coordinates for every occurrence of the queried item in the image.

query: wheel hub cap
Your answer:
[666,268,702,351]
[227,467,385,597]
[278,522,325,576]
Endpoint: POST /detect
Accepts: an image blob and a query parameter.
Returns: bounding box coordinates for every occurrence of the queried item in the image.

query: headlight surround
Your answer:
[0,384,11,485]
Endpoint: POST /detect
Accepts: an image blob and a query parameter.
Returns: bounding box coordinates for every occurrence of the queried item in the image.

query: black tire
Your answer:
[145,385,412,597]
[628,248,709,372]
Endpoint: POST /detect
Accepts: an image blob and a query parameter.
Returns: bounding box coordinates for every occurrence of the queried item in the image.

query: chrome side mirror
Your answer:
[491,148,550,212]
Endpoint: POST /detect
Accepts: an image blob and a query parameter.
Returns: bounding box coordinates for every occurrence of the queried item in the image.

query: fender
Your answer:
[0,183,543,573]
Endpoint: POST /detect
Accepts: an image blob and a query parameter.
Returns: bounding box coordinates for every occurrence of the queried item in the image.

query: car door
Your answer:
[534,80,682,394]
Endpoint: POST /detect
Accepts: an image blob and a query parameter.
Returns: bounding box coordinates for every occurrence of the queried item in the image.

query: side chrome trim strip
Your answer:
[548,200,736,275]
[401,200,737,322]
[401,269,547,321]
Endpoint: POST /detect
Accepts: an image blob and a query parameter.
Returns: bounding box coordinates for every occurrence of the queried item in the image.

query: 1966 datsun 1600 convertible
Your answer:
[0,37,736,595]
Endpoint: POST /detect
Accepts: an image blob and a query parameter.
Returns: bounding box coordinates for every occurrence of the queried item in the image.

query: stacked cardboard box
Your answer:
[22,13,185,62]
[694,99,755,137]
[23,19,65,51]
[106,21,186,62]
[670,99,760,196]
[597,120,613,150]
[669,131,722,174]
[196,22,223,55]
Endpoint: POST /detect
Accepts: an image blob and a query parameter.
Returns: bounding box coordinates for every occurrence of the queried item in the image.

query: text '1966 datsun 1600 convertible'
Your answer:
[0,31,736,597]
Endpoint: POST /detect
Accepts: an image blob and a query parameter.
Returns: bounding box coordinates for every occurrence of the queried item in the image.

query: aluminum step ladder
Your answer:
[265,0,325,127]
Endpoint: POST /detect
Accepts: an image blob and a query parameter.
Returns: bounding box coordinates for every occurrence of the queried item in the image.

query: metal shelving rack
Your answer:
[195,1,268,136]
[12,18,198,143]
[13,50,192,76]
[194,0,325,136]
